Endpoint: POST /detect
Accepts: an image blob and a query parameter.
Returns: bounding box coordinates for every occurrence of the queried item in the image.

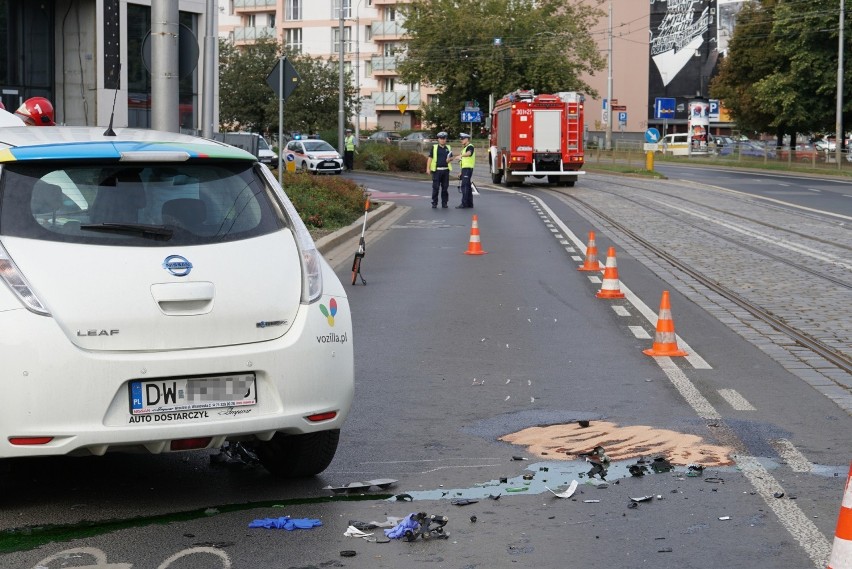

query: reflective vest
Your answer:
[430,144,452,172]
[460,144,475,169]
[345,135,356,151]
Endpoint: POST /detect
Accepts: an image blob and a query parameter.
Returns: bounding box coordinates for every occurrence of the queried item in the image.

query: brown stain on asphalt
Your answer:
[500,421,735,466]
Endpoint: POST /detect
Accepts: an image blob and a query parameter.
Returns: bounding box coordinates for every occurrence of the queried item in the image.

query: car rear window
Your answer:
[0,162,286,246]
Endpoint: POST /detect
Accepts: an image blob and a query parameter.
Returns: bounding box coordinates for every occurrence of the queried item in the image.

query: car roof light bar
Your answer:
[120,151,190,162]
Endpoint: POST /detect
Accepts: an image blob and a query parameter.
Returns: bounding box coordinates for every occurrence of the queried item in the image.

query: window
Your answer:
[285,28,302,52]
[332,26,352,53]
[386,7,396,21]
[285,0,301,21]
[364,25,372,41]
[365,60,372,76]
[247,14,256,27]
[385,78,395,91]
[383,42,396,57]
[269,14,275,29]
[332,0,352,19]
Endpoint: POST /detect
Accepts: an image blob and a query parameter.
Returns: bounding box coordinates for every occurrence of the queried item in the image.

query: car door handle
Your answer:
[151,282,215,315]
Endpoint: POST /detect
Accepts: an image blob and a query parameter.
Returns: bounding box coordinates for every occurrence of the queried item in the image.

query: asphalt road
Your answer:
[1,167,850,569]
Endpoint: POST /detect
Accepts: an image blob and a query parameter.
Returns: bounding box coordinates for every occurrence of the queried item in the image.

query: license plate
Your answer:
[321,161,337,167]
[130,373,256,415]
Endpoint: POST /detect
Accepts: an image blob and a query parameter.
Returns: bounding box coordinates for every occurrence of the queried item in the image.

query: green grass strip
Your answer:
[0,493,390,554]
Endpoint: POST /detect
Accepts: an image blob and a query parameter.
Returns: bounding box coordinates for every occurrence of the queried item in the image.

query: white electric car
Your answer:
[0,123,353,477]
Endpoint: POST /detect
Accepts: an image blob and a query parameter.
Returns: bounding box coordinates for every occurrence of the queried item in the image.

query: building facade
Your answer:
[0,0,217,131]
[226,0,435,131]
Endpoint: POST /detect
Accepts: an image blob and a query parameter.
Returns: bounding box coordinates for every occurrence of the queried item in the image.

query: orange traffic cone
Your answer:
[828,462,852,569]
[463,215,488,255]
[596,247,625,299]
[578,231,599,271]
[643,290,688,357]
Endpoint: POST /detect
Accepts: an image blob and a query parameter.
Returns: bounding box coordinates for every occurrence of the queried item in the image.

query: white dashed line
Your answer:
[571,255,583,262]
[628,325,651,339]
[771,439,814,473]
[587,276,601,284]
[612,306,631,317]
[718,388,756,410]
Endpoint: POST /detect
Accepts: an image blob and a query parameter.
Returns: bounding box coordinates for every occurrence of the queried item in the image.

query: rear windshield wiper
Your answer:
[80,223,174,240]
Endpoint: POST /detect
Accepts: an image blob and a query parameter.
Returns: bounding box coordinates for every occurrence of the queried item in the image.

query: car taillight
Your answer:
[171,437,213,451]
[9,436,53,445]
[306,411,337,422]
[0,242,50,315]
[259,165,323,303]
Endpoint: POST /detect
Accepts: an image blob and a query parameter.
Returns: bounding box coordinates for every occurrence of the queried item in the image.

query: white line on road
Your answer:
[525,192,712,370]
[718,388,756,410]
[737,455,831,567]
[613,306,631,317]
[771,439,814,473]
[571,255,583,262]
[587,276,601,284]
[629,325,651,339]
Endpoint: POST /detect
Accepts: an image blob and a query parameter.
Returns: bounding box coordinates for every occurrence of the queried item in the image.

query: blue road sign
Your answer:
[618,111,627,124]
[461,110,482,123]
[654,97,676,119]
[644,128,661,143]
[709,99,720,119]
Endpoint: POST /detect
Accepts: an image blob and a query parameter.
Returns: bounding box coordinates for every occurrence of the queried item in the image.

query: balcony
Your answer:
[371,56,401,75]
[233,0,277,11]
[372,0,412,4]
[371,21,406,39]
[233,26,277,44]
[373,91,421,108]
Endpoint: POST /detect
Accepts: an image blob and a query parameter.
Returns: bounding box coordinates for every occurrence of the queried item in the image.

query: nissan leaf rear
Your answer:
[0,126,353,477]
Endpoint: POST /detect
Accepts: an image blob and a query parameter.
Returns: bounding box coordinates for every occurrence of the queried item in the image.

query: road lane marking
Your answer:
[737,455,831,567]
[613,306,631,317]
[771,438,814,472]
[629,325,651,339]
[524,192,712,370]
[718,388,756,410]
[694,182,852,222]
[645,198,852,270]
[571,255,582,261]
[656,357,720,420]
[587,276,601,283]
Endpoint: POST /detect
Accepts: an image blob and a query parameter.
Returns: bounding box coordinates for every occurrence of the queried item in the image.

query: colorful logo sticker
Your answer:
[319,298,337,326]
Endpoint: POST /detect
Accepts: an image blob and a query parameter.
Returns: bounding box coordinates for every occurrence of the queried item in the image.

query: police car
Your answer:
[284,139,343,174]
[0,118,353,477]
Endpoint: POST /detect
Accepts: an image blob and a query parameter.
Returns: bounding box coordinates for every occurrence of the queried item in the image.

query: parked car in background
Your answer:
[777,144,824,163]
[0,120,353,476]
[365,131,402,144]
[284,139,343,174]
[398,131,437,153]
[719,141,776,159]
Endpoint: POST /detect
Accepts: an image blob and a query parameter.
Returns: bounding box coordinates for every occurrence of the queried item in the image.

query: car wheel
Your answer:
[254,429,340,478]
[301,161,310,173]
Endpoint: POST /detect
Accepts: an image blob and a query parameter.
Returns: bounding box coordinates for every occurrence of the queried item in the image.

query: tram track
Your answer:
[542,179,851,376]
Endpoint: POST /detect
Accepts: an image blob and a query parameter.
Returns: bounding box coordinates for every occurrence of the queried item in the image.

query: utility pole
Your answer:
[836,0,845,167]
[354,0,363,144]
[605,0,613,151]
[338,1,345,155]
[202,0,216,138]
[151,0,179,132]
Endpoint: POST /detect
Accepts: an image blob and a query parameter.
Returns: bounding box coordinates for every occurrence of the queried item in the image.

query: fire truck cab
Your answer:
[488,90,585,187]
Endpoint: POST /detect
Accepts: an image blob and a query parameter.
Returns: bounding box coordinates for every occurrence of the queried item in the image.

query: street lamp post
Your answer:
[836,0,845,167]
[338,2,345,156]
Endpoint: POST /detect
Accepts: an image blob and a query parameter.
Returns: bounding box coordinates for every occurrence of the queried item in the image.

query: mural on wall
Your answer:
[648,0,718,122]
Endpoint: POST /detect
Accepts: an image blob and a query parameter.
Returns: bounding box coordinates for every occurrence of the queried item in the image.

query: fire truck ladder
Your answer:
[566,105,580,151]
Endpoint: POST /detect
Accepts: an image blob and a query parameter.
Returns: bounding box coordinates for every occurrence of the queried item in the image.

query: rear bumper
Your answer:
[0,292,354,458]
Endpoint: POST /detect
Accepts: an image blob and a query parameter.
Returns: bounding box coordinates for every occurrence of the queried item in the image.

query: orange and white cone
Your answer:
[464,215,487,255]
[828,463,852,568]
[578,231,599,271]
[596,247,625,299]
[643,290,688,357]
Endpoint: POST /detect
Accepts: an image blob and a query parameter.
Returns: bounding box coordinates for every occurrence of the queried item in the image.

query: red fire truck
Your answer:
[488,90,585,186]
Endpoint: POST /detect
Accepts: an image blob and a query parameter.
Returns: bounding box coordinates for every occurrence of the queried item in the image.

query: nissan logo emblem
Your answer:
[162,254,193,277]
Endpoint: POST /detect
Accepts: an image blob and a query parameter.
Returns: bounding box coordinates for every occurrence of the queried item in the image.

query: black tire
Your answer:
[254,429,340,478]
[547,175,560,184]
[566,180,576,187]
[491,169,503,184]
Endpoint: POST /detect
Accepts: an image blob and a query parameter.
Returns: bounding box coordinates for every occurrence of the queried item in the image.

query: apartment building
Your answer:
[225,0,431,130]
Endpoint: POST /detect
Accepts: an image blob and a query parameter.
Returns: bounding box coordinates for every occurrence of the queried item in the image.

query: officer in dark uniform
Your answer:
[426,132,452,208]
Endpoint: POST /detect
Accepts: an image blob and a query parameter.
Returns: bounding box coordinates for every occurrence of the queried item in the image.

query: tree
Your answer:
[218,37,357,136]
[397,0,606,134]
[263,55,358,136]
[711,0,852,144]
[219,37,280,133]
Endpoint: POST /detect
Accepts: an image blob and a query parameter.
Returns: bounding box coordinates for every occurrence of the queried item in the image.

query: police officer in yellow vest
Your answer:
[453,133,475,208]
[344,128,356,171]
[426,131,452,208]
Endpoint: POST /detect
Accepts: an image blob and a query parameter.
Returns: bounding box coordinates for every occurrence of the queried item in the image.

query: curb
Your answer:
[314,201,396,255]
